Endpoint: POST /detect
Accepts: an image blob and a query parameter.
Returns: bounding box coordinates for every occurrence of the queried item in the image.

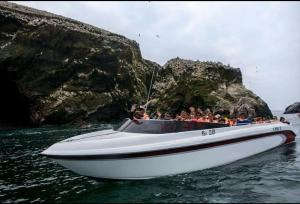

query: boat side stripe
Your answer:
[42,130,296,160]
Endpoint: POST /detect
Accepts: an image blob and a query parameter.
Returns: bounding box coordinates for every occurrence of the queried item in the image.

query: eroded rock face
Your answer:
[149,58,273,118]
[284,102,300,114]
[0,2,160,125]
[0,2,272,126]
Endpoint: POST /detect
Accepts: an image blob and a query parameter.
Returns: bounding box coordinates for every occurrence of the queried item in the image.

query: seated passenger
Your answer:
[236,113,251,125]
[175,114,181,121]
[204,108,212,115]
[133,106,149,120]
[180,110,190,121]
[224,117,229,125]
[279,117,290,124]
[208,113,214,123]
[133,110,144,120]
[196,107,204,117]
[219,118,226,124]
[189,106,197,119]
[254,117,262,124]
[129,104,137,120]
[213,114,221,123]
[155,110,163,120]
[272,116,278,121]
[164,113,173,120]
[229,118,237,126]
[203,115,210,122]
[143,112,150,120]
[233,119,237,126]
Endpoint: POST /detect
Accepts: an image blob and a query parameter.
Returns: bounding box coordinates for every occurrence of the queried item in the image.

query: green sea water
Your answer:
[1,120,300,203]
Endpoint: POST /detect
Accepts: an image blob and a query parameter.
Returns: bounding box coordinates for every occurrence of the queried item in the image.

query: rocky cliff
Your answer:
[284,102,300,114]
[0,2,272,126]
[148,58,272,118]
[0,2,160,126]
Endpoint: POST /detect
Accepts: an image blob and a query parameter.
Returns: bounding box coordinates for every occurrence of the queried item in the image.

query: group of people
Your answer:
[129,104,288,126]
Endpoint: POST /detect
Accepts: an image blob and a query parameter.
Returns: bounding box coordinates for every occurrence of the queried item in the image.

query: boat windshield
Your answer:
[114,118,229,134]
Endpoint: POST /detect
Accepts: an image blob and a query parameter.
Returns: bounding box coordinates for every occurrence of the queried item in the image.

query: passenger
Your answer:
[155,110,163,120]
[203,115,210,122]
[164,113,173,120]
[231,118,237,126]
[129,104,137,120]
[208,113,214,123]
[224,117,230,125]
[196,107,204,117]
[254,117,262,124]
[175,114,182,121]
[279,117,290,124]
[236,113,251,126]
[265,117,272,123]
[205,108,212,115]
[189,106,197,119]
[180,110,190,121]
[213,114,221,123]
[133,106,149,120]
[143,112,150,120]
[133,110,144,120]
[219,118,226,124]
[227,116,236,126]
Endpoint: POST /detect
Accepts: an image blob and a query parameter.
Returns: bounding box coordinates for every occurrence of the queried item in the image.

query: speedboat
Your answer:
[41,119,297,180]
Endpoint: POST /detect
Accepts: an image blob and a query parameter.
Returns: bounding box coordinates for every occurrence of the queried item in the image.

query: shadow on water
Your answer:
[0,124,300,203]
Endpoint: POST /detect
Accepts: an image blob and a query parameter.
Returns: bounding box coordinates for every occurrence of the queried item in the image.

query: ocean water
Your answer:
[1,113,300,203]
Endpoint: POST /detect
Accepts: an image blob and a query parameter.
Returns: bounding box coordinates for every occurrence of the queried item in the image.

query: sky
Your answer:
[13,1,300,111]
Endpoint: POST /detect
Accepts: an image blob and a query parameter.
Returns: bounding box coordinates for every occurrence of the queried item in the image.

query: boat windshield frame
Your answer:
[114,118,229,134]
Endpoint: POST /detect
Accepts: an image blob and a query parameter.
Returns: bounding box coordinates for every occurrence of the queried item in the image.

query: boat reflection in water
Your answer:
[41,118,297,180]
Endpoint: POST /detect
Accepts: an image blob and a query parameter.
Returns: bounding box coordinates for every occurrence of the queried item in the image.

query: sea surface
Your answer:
[1,111,300,203]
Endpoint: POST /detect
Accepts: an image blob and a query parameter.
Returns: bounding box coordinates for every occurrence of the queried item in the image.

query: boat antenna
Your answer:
[145,66,157,113]
[142,33,160,113]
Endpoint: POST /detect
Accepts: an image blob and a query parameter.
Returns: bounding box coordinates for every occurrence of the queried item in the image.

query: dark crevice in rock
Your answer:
[0,68,32,126]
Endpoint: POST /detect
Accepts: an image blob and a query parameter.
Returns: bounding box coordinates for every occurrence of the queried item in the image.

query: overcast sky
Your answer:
[14,1,300,111]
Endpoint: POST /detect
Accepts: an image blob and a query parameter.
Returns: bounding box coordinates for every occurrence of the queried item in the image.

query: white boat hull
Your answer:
[42,121,297,180]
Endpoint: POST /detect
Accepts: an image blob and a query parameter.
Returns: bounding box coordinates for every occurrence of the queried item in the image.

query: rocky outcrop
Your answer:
[284,102,300,114]
[148,58,273,118]
[0,2,160,125]
[0,2,272,126]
